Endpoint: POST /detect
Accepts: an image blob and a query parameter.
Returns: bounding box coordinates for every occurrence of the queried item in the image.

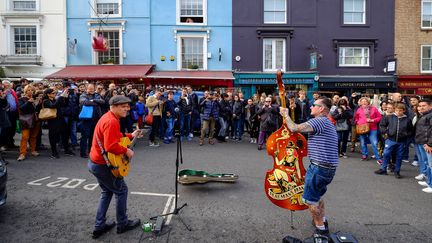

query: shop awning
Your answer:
[45,65,153,80]
[147,71,234,86]
[148,71,234,80]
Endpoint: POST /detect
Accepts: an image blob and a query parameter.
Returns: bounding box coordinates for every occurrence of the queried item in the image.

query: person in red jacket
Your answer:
[88,95,142,239]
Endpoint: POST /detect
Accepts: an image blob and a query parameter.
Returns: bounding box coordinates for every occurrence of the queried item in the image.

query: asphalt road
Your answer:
[0,131,431,243]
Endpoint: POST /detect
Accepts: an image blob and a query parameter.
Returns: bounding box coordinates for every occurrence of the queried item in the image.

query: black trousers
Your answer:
[149,116,161,142]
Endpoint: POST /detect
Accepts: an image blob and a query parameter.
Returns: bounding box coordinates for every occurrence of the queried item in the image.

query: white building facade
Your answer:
[0,0,67,80]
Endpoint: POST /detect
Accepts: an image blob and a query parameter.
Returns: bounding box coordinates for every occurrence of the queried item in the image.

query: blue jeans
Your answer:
[70,120,78,145]
[239,116,245,138]
[426,152,432,187]
[165,118,175,141]
[415,144,428,175]
[381,140,404,173]
[88,161,129,230]
[359,130,381,160]
[233,118,241,139]
[80,120,95,155]
[302,163,336,205]
[180,113,191,137]
[218,117,227,137]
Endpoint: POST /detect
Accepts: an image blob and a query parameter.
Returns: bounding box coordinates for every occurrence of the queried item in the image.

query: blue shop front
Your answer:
[234,72,319,99]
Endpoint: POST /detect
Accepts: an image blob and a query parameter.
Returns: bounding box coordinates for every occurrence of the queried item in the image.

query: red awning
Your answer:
[147,71,234,87]
[45,65,153,80]
[147,71,234,80]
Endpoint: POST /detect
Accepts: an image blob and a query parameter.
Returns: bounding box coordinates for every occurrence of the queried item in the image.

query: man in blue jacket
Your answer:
[199,92,219,145]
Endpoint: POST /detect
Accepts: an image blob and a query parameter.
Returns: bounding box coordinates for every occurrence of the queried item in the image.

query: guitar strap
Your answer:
[95,134,113,168]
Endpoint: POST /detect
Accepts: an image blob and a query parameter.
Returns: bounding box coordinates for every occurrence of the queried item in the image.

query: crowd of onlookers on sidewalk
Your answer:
[0,78,431,193]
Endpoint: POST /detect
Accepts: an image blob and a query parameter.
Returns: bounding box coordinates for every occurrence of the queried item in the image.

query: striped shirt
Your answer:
[306,116,339,166]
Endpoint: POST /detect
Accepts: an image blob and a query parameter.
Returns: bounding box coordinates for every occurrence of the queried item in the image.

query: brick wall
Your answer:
[395,0,432,75]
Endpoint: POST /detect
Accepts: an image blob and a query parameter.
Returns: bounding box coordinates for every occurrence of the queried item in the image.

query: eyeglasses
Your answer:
[312,103,322,107]
[265,101,271,103]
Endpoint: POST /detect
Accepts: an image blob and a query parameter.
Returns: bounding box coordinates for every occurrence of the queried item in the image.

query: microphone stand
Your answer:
[150,110,191,231]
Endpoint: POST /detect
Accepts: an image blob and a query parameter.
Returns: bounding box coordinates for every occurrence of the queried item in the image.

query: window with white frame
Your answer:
[343,0,366,24]
[180,37,205,69]
[92,0,121,17]
[339,47,369,67]
[11,0,37,11]
[178,0,205,24]
[263,39,285,71]
[421,45,432,72]
[13,26,37,55]
[422,0,432,28]
[96,31,120,64]
[264,0,286,24]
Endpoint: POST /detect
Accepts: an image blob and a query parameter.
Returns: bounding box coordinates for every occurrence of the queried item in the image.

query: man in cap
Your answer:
[88,95,142,239]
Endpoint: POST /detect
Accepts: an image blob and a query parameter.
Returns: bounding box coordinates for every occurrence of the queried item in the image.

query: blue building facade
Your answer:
[67,0,151,65]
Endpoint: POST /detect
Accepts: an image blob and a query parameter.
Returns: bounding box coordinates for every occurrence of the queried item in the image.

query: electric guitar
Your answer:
[107,130,143,178]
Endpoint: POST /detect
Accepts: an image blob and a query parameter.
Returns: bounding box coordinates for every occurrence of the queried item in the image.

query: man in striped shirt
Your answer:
[280,96,338,237]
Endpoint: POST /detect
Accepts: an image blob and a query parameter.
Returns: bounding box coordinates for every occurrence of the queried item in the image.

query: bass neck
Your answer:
[128,129,144,150]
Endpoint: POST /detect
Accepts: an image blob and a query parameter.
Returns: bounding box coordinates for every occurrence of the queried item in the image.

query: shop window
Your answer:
[179,37,205,70]
[264,0,286,24]
[178,0,206,24]
[13,26,37,55]
[343,0,366,24]
[339,47,369,67]
[422,0,432,28]
[96,30,120,64]
[263,38,285,71]
[421,45,432,73]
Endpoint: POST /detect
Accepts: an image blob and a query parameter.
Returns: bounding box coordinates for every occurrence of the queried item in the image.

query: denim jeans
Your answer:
[381,139,405,173]
[426,152,432,187]
[180,113,191,137]
[233,118,241,139]
[337,130,350,154]
[80,120,95,155]
[88,161,129,230]
[359,130,381,159]
[302,163,336,205]
[218,117,227,137]
[70,120,78,145]
[239,115,245,138]
[414,144,428,175]
[165,118,175,141]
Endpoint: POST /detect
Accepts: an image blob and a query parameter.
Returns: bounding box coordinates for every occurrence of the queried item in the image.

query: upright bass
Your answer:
[264,70,309,211]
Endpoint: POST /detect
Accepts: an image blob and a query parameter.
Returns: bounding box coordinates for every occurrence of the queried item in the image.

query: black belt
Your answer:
[310,161,337,170]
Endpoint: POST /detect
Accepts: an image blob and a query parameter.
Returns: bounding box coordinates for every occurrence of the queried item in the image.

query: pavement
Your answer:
[0,131,430,243]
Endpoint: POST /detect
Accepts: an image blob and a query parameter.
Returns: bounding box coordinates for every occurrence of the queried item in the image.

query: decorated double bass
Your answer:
[264,70,309,211]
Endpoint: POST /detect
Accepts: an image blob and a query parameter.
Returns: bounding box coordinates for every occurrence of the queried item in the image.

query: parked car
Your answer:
[0,156,7,207]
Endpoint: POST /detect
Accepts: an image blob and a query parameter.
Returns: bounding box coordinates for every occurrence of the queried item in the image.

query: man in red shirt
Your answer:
[88,95,142,239]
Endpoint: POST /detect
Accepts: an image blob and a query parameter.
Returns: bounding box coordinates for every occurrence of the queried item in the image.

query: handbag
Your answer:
[39,102,57,120]
[336,119,349,131]
[79,105,94,119]
[145,105,158,126]
[19,113,35,129]
[356,123,370,135]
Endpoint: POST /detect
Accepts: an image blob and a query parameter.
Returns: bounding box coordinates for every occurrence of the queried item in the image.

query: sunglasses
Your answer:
[312,103,322,107]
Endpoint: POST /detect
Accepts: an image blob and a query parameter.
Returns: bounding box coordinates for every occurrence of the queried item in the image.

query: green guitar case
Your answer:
[177,169,239,184]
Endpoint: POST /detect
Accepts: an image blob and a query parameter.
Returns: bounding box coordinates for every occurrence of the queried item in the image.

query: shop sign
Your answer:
[237,78,314,85]
[319,81,393,89]
[417,88,432,95]
[398,81,432,88]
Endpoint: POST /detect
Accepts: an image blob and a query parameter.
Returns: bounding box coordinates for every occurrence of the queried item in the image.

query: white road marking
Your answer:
[166,196,177,225]
[61,179,87,189]
[130,192,175,197]
[83,183,99,191]
[46,177,69,188]
[27,176,51,185]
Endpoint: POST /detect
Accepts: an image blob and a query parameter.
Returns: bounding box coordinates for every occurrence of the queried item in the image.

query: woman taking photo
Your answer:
[331,99,353,158]
[42,88,74,159]
[354,97,383,164]
[17,85,40,161]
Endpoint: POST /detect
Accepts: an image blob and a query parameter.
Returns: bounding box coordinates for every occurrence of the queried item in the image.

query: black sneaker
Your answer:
[314,227,330,237]
[50,154,60,159]
[117,219,141,234]
[374,169,388,175]
[64,150,75,156]
[394,172,402,179]
[92,221,116,239]
[80,153,89,158]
